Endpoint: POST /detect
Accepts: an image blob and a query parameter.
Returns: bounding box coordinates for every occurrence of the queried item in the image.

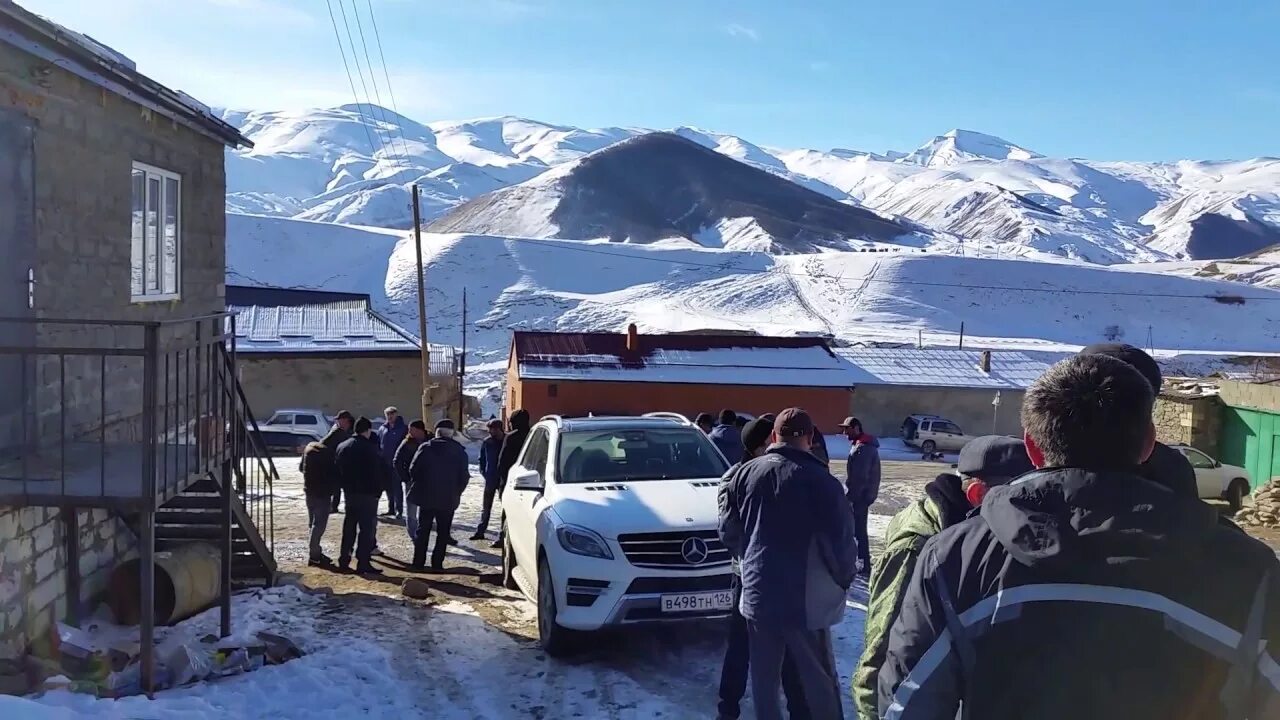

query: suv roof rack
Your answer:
[540,414,564,426]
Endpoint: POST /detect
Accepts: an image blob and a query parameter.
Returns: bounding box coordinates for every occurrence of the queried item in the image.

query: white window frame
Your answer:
[130,161,182,303]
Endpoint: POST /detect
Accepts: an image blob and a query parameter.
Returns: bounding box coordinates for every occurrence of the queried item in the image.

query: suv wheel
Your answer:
[501,528,519,591]
[1226,478,1250,513]
[537,555,574,657]
[921,440,937,454]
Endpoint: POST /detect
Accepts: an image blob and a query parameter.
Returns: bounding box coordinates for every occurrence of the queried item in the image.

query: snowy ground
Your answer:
[12,456,944,719]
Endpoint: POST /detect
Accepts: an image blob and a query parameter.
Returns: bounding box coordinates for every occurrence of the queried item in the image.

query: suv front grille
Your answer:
[616,529,730,569]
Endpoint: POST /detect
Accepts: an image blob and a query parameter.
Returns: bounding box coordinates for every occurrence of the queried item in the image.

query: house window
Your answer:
[131,162,181,301]
[548,383,559,398]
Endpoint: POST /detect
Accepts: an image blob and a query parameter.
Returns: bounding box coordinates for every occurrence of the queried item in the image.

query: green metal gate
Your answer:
[1219,404,1280,491]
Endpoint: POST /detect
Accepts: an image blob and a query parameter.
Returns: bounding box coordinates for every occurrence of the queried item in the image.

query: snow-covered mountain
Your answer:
[226,213,1280,399]
[220,105,1280,262]
[425,133,928,252]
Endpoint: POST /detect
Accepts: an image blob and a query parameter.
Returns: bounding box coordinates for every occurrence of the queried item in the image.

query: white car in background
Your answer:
[500,415,733,656]
[260,408,331,440]
[1173,444,1253,511]
[901,415,975,454]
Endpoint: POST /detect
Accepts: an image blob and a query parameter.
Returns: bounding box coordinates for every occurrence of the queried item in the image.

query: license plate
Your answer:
[660,591,734,613]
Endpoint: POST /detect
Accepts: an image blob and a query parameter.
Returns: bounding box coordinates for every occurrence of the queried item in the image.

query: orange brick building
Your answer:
[505,326,853,429]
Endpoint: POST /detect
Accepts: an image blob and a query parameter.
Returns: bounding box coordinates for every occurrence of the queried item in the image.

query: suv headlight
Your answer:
[556,525,614,560]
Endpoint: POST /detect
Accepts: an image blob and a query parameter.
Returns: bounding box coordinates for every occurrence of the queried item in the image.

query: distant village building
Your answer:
[505,326,853,428]
[837,348,1055,438]
[226,286,460,423]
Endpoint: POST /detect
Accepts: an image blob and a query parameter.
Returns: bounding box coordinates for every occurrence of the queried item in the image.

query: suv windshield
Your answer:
[557,427,727,483]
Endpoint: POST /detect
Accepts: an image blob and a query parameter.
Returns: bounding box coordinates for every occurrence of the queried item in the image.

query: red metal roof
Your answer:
[512,330,832,363]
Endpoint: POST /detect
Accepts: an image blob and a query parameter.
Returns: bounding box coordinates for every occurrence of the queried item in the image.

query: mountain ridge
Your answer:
[218,105,1280,262]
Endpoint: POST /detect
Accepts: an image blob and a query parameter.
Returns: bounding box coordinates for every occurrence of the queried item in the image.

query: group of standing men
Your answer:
[713,343,1280,720]
[297,405,536,575]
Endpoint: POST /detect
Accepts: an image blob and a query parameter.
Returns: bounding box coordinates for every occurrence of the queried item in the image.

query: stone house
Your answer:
[226,285,460,424]
[836,348,1055,438]
[0,2,259,681]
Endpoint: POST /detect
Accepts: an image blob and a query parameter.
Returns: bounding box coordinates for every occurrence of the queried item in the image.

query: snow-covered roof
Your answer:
[0,3,250,148]
[227,286,454,368]
[836,348,1051,390]
[514,331,852,387]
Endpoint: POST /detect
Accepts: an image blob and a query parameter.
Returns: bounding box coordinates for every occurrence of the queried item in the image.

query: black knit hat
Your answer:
[1078,343,1161,394]
[741,417,774,456]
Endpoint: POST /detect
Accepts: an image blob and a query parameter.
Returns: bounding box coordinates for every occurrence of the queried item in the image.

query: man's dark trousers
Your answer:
[851,500,871,571]
[330,487,342,513]
[718,575,810,719]
[746,621,841,720]
[413,506,456,568]
[338,493,378,565]
[476,483,501,535]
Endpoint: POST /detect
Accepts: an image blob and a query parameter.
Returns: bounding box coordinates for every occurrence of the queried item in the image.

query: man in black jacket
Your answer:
[408,419,471,572]
[492,409,531,548]
[394,420,428,542]
[719,408,857,720]
[878,354,1280,720]
[325,410,355,513]
[300,441,338,566]
[334,417,384,574]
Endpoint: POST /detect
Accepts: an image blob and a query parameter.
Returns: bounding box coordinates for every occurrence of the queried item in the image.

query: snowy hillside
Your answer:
[425,133,929,253]
[227,213,1280,399]
[1117,245,1280,290]
[220,105,1280,263]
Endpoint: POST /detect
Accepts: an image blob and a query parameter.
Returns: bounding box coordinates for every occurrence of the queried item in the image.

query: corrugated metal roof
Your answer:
[226,286,455,366]
[836,348,1051,390]
[514,331,851,387]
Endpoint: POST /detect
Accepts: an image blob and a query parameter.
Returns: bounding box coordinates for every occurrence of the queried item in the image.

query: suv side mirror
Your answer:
[512,468,544,491]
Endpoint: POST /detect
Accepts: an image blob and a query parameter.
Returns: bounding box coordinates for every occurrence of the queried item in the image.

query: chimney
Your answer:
[979,350,992,373]
[625,323,639,353]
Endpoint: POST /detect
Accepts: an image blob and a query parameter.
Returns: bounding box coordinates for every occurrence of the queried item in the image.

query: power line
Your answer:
[335,0,392,161]
[364,0,412,164]
[497,235,1280,302]
[350,0,404,166]
[324,0,379,157]
[356,0,412,167]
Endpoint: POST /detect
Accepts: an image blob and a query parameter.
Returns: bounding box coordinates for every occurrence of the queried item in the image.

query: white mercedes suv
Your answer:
[499,415,734,655]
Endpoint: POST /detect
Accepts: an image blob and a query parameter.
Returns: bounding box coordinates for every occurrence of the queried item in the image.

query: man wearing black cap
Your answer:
[324,410,355,513]
[408,419,471,572]
[852,435,1032,720]
[716,415,809,720]
[1078,343,1197,499]
[334,416,384,573]
[719,408,856,720]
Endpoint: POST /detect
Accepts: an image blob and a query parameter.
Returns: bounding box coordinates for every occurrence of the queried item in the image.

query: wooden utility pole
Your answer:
[412,184,432,422]
[457,288,467,428]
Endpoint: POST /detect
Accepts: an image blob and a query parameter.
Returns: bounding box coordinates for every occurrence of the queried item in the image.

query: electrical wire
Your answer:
[354,0,412,166]
[364,0,412,165]
[324,0,379,158]
[335,0,393,161]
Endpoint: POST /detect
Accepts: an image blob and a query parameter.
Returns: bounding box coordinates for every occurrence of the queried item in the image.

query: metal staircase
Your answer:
[0,312,277,690]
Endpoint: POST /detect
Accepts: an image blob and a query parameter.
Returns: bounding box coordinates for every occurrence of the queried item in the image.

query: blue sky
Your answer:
[21,0,1279,161]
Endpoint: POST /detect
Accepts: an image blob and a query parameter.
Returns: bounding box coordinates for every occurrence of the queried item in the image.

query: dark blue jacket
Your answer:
[846,434,882,506]
[408,435,471,511]
[377,416,408,465]
[334,434,385,497]
[478,436,503,488]
[709,424,745,464]
[718,444,857,630]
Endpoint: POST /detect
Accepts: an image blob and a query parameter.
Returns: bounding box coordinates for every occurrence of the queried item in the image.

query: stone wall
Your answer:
[848,385,1026,439]
[238,355,461,423]
[1153,394,1222,455]
[0,40,227,661]
[0,507,133,660]
[1219,380,1280,414]
[0,40,227,448]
